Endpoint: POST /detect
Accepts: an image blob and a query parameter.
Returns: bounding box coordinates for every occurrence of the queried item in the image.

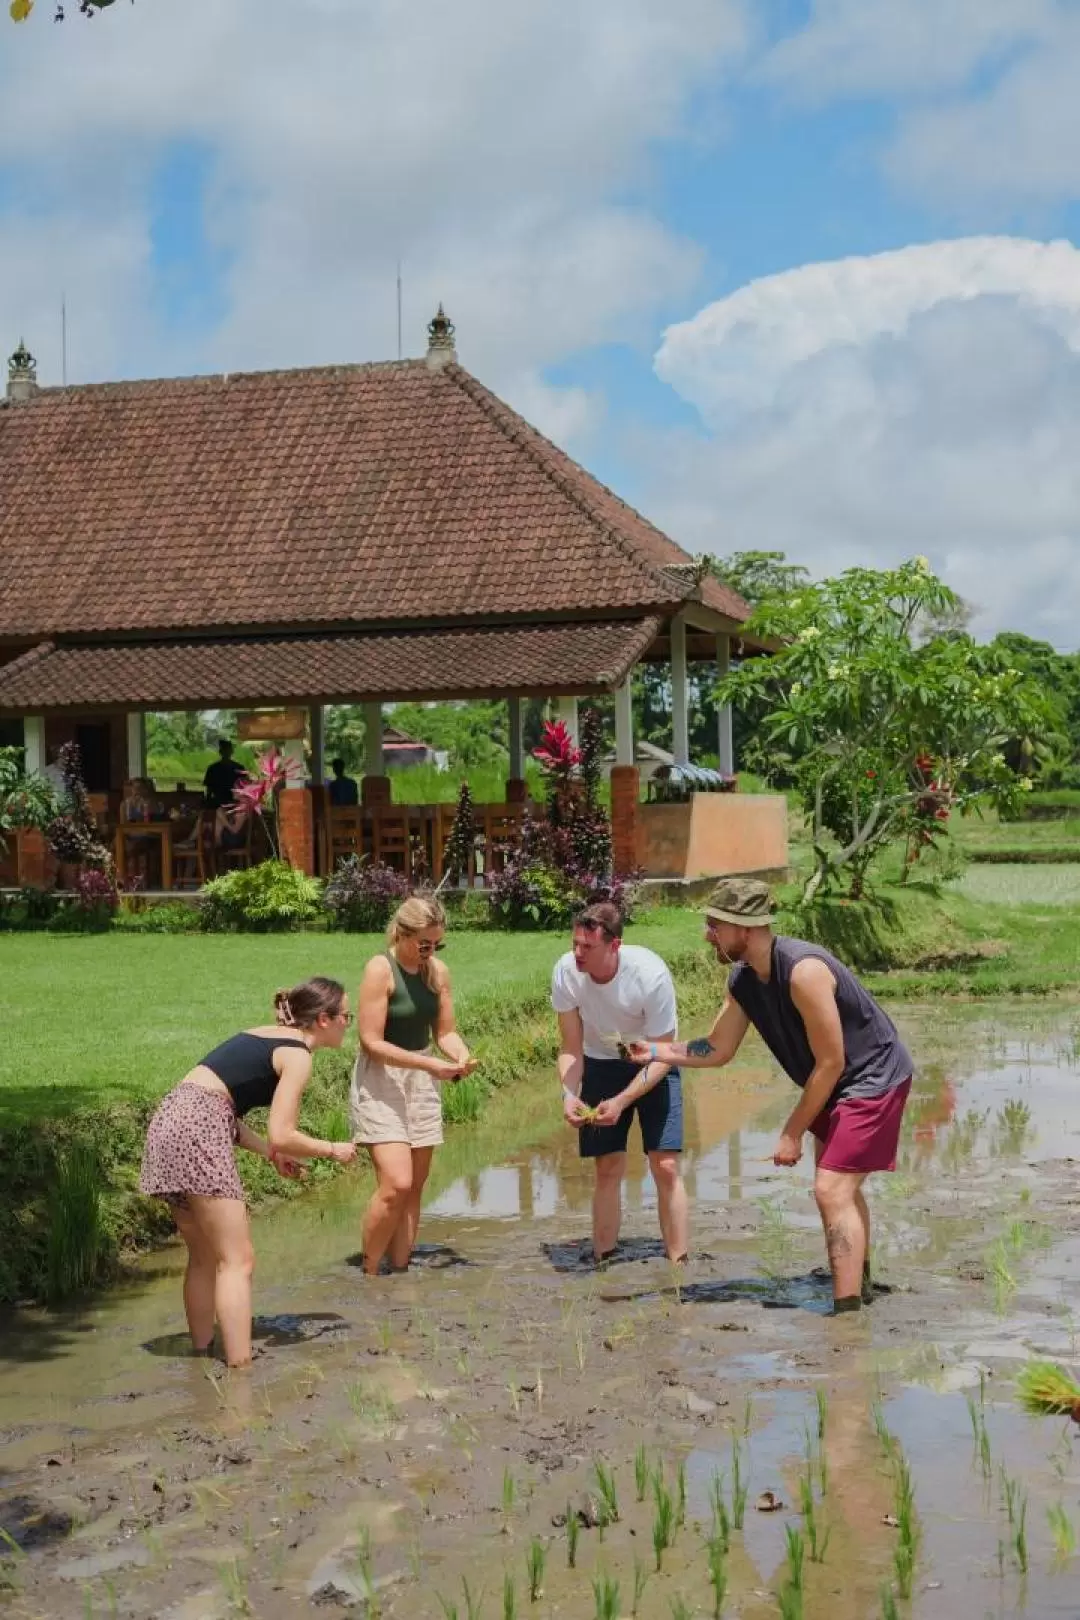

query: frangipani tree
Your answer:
[10,0,124,22]
[718,559,1051,902]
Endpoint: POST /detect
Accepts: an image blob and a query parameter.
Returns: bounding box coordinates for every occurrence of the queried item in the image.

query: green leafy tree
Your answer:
[0,746,56,853]
[710,549,810,607]
[984,632,1080,786]
[718,559,1052,902]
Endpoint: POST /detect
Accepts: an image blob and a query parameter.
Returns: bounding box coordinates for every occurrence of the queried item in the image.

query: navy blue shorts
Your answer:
[578,1056,683,1158]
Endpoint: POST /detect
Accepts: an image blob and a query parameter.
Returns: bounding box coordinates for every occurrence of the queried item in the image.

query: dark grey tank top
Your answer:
[728,937,912,1103]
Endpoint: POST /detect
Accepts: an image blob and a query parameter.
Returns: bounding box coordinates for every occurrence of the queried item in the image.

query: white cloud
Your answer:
[0,0,746,451]
[649,239,1080,647]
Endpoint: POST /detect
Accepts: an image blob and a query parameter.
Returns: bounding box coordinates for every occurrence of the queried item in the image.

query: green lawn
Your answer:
[0,907,708,1124]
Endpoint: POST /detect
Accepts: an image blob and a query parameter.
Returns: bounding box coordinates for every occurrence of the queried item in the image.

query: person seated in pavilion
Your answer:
[328,756,359,808]
[202,739,248,848]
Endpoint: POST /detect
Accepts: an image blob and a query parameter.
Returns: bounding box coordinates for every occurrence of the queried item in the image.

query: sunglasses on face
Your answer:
[334,1010,354,1025]
[416,940,446,953]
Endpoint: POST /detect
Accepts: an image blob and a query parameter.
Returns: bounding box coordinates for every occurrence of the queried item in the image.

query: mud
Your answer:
[2,1003,1080,1617]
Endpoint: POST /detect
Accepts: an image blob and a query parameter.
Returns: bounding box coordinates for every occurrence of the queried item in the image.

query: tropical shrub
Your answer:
[323,856,410,932]
[200,860,324,933]
[45,742,112,871]
[0,746,57,853]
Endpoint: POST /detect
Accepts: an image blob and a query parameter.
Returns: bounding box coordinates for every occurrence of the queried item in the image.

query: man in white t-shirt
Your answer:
[551,901,688,1264]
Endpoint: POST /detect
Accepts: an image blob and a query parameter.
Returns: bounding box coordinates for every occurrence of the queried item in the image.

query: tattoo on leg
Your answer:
[825,1222,853,1258]
[686,1037,713,1058]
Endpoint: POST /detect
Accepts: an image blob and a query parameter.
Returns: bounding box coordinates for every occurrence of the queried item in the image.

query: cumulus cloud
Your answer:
[0,0,745,449]
[649,238,1080,646]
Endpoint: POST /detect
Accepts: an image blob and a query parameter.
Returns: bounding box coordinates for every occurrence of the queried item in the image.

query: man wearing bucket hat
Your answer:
[628,878,912,1314]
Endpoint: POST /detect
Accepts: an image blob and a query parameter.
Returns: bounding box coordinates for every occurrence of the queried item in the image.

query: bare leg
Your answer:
[186,1196,256,1367]
[362,1143,413,1276]
[388,1147,435,1270]
[172,1203,217,1351]
[648,1150,689,1261]
[813,1168,869,1305]
[855,1186,873,1299]
[592,1152,626,1258]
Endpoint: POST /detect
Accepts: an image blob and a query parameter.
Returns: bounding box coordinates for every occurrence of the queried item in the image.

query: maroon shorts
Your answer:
[810,1078,912,1174]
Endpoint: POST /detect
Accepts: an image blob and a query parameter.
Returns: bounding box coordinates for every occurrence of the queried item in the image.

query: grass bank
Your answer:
[0,909,722,1306]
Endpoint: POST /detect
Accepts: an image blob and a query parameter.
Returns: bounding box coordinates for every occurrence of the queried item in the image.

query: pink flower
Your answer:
[533,720,582,773]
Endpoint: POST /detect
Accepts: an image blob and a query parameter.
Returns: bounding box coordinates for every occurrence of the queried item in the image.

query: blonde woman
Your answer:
[353,896,476,1274]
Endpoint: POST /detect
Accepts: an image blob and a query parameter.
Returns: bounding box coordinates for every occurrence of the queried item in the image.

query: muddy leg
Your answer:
[813,1167,868,1307]
[362,1143,413,1275]
[172,1203,217,1352]
[388,1146,434,1271]
[855,1186,874,1302]
[592,1151,626,1259]
[647,1150,689,1261]
[187,1195,256,1367]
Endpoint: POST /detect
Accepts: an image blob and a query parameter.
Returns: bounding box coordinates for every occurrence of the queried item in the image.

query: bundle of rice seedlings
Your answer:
[1016,1361,1080,1420]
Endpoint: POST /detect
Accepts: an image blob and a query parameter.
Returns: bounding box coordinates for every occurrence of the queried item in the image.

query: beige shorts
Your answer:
[350,1054,444,1149]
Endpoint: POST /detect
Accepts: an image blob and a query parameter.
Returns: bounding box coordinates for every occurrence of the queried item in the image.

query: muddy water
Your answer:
[2,1004,1080,1618]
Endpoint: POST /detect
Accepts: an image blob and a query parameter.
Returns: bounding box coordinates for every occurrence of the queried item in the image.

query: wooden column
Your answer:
[309,705,325,783]
[126,712,146,780]
[671,617,689,766]
[23,715,46,777]
[556,695,579,745]
[716,633,734,776]
[362,701,390,807]
[614,674,634,766]
[506,694,525,801]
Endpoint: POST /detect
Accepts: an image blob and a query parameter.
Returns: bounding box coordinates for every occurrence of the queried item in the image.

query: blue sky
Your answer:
[3,0,1080,644]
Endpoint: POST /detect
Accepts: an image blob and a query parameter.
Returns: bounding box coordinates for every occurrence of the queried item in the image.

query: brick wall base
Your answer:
[278,789,315,876]
[609,765,641,874]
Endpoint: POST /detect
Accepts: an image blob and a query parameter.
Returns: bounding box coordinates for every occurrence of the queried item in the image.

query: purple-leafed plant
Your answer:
[324,855,410,932]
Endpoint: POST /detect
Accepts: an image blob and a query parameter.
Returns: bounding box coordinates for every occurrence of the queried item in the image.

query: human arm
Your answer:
[628,998,751,1070]
[266,1048,357,1163]
[557,1010,589,1127]
[432,963,478,1074]
[235,1119,305,1180]
[592,1030,676,1126]
[357,956,466,1080]
[773,958,845,1166]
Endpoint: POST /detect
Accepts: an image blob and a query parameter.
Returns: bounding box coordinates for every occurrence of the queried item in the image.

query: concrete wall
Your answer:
[638,793,788,880]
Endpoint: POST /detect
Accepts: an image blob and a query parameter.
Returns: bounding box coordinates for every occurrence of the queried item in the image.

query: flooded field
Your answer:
[2,1003,1080,1618]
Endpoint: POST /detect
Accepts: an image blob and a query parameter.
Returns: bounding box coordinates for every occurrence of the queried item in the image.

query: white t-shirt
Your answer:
[551,944,678,1061]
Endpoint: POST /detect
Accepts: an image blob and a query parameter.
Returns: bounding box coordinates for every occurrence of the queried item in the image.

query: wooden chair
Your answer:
[327,807,368,872]
[481,804,524,886]
[216,811,254,875]
[370,806,412,880]
[172,811,211,891]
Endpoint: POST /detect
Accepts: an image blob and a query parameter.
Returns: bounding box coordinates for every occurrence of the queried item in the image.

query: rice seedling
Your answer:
[652,1472,677,1570]
[669,1598,692,1620]
[999,1465,1023,1528]
[436,1591,459,1618]
[784,1525,805,1594]
[1012,1491,1029,1574]
[988,1239,1017,1314]
[891,1452,919,1600]
[730,1439,749,1530]
[708,1471,730,1552]
[591,1572,620,1620]
[675,1458,687,1528]
[1048,1501,1076,1564]
[798,1472,830,1563]
[996,1099,1033,1152]
[525,1539,546,1602]
[879,1585,899,1620]
[507,1381,521,1418]
[461,1578,484,1620]
[1016,1359,1080,1419]
[218,1557,252,1615]
[741,1393,754,1438]
[501,1469,517,1531]
[502,1573,517,1620]
[565,1503,580,1569]
[594,1459,620,1527]
[815,1389,828,1442]
[353,1527,378,1611]
[634,1442,650,1503]
[965,1392,992,1478]
[757,1196,796,1279]
[706,1535,728,1617]
[347,1381,396,1433]
[46,1144,103,1301]
[870,1398,895,1459]
[631,1555,650,1617]
[777,1582,803,1620]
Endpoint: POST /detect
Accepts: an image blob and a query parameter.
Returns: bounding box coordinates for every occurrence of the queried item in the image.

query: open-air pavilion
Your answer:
[0,313,787,891]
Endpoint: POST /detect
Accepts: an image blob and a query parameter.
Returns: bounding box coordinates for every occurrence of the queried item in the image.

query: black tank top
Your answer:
[199,1032,309,1117]
[728,937,912,1103]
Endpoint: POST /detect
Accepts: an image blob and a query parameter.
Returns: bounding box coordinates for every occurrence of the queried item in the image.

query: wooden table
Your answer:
[114,821,178,890]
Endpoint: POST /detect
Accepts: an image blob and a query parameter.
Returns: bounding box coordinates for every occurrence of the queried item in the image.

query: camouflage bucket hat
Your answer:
[703,877,773,927]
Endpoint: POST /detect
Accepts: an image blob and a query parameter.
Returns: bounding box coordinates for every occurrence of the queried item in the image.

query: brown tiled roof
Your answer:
[0,619,661,713]
[0,358,749,640]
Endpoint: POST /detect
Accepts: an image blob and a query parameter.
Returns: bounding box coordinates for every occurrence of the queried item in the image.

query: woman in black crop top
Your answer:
[139,976,356,1367]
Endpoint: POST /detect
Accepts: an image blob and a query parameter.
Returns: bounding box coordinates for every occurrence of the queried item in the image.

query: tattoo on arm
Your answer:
[686,1037,713,1058]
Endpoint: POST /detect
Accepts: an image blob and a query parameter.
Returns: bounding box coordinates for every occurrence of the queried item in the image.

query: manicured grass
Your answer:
[0,906,709,1125]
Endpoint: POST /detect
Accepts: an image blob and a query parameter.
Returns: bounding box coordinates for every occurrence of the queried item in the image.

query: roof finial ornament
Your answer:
[425,303,457,372]
[7,339,38,403]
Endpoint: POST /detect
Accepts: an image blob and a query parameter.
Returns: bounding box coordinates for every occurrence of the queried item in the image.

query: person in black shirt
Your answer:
[202,739,247,809]
[328,756,360,808]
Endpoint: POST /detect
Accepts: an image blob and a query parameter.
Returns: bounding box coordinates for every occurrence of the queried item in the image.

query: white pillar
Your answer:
[556,695,579,744]
[126,712,146,780]
[615,674,634,767]
[671,617,689,766]
[507,696,523,778]
[363,702,385,775]
[716,633,734,776]
[309,705,325,783]
[23,715,46,777]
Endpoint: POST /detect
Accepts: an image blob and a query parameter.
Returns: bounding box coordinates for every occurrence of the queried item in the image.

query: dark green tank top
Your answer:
[384,951,440,1051]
